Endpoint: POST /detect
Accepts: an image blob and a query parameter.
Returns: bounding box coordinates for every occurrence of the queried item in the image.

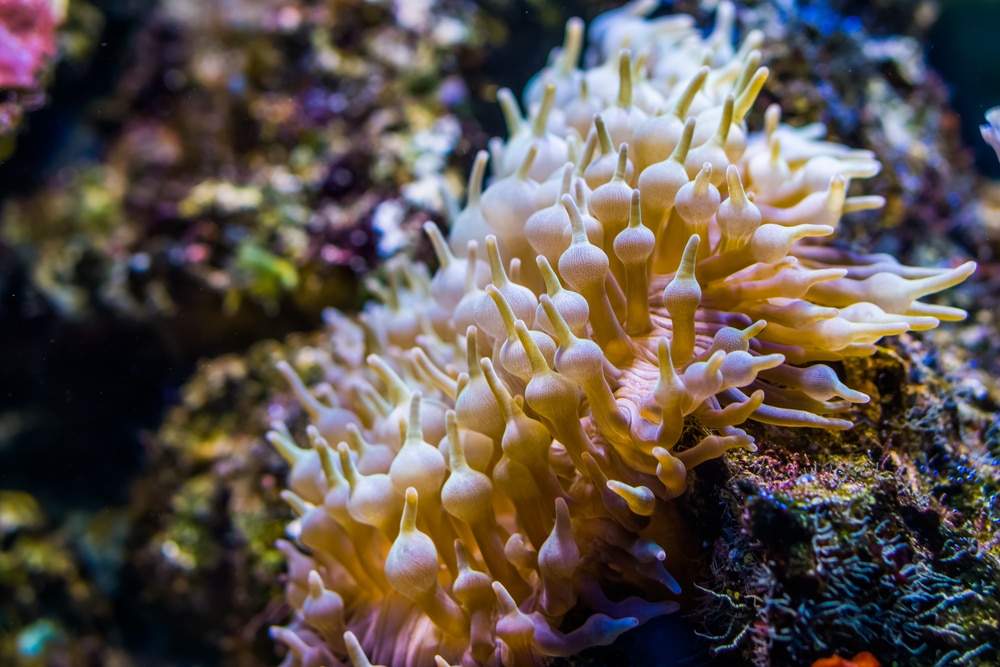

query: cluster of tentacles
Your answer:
[266,2,974,666]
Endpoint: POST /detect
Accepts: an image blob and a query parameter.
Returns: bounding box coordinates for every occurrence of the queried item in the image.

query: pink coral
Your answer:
[0,0,56,90]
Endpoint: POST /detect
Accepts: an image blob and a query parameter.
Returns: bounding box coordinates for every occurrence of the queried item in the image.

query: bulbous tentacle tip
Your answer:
[497,87,523,136]
[561,17,585,69]
[652,447,688,499]
[553,614,640,654]
[271,626,338,667]
[344,631,378,667]
[532,83,558,137]
[517,142,540,180]
[593,113,614,155]
[401,487,419,530]
[607,480,657,516]
[269,625,292,644]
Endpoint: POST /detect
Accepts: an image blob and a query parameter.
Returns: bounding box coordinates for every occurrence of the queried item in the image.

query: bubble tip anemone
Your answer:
[268,4,975,665]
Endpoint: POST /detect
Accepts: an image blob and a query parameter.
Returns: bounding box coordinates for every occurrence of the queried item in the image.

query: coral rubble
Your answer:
[266,3,976,666]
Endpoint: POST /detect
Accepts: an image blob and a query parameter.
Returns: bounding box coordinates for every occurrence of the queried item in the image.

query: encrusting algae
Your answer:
[265,3,976,666]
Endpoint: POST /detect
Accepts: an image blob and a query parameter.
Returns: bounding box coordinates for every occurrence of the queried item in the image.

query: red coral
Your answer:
[0,0,56,89]
[812,651,881,667]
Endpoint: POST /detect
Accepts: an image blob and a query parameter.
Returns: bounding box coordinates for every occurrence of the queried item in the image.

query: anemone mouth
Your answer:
[265,3,975,665]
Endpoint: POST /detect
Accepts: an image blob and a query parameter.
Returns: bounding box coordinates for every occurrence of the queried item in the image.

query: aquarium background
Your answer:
[1,0,998,665]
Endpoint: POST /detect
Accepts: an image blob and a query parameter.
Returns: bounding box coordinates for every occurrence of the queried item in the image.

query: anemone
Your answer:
[265,3,974,666]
